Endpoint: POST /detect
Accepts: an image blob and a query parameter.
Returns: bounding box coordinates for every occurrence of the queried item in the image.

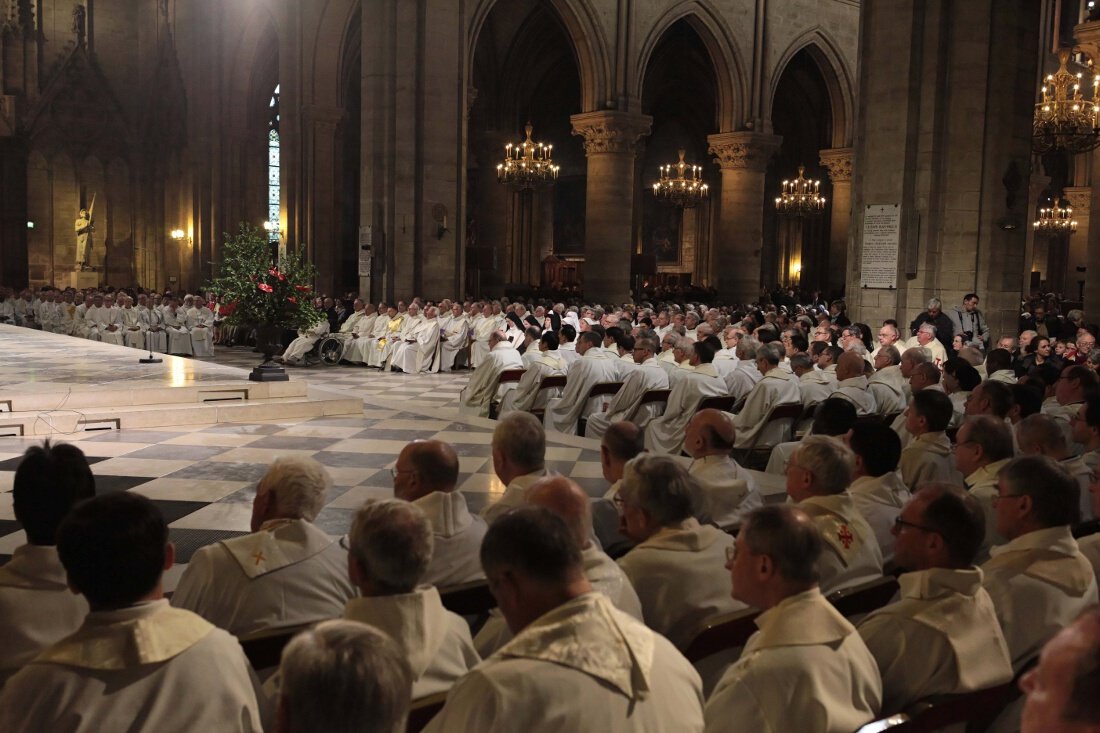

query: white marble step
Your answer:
[0,379,308,413]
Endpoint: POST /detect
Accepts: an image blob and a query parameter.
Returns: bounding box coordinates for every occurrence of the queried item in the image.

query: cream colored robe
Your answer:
[498,350,567,415]
[163,307,194,355]
[470,314,503,368]
[439,313,469,371]
[830,375,877,416]
[86,305,124,345]
[712,358,762,400]
[584,357,670,439]
[899,431,961,491]
[138,306,167,353]
[644,363,728,455]
[857,567,1013,715]
[366,313,407,367]
[458,341,525,417]
[544,348,622,435]
[849,472,911,563]
[0,600,268,732]
[281,319,330,363]
[0,544,88,688]
[415,491,487,588]
[799,368,837,408]
[799,493,885,594]
[617,518,740,650]
[170,518,356,638]
[345,310,391,363]
[118,306,145,350]
[732,367,803,450]
[187,306,215,357]
[384,313,425,369]
[966,458,1012,562]
[981,525,1099,671]
[704,588,882,733]
[869,365,909,416]
[425,593,705,733]
[343,587,480,699]
[393,315,441,373]
[479,470,546,525]
[688,454,762,528]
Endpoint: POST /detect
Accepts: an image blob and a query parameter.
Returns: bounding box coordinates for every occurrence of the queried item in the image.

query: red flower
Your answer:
[295,285,310,292]
[257,283,274,293]
[288,296,298,304]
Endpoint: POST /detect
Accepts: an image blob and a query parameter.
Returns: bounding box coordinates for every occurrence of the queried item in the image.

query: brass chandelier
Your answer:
[1033,49,1100,155]
[775,166,826,217]
[497,122,559,190]
[652,149,709,208]
[1033,202,1078,234]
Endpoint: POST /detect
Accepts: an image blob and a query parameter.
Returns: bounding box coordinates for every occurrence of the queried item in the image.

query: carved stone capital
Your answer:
[706,131,782,171]
[819,147,854,183]
[1065,186,1091,212]
[570,111,652,156]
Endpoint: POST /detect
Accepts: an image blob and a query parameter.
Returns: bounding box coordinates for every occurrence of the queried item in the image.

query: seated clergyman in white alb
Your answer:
[0,441,95,687]
[279,315,330,366]
[644,338,729,455]
[480,412,548,524]
[390,304,442,373]
[846,422,911,564]
[0,492,268,731]
[704,505,882,733]
[438,302,469,371]
[117,295,145,349]
[171,456,356,637]
[828,351,877,416]
[857,484,1013,715]
[459,330,525,418]
[584,335,669,440]
[163,298,194,355]
[498,331,567,416]
[732,341,802,451]
[543,331,622,435]
[342,499,479,699]
[683,409,761,528]
[475,476,644,656]
[425,507,706,733]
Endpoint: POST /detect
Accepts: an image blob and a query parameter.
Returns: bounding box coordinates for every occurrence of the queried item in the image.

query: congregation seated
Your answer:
[0,441,94,687]
[342,499,479,698]
[390,304,442,374]
[0,493,268,730]
[591,421,645,553]
[584,335,669,439]
[684,408,761,527]
[498,331,567,415]
[712,336,763,399]
[171,457,356,637]
[869,344,908,415]
[766,396,858,475]
[1017,413,1094,519]
[645,338,728,454]
[480,412,548,524]
[544,331,620,434]
[786,435,885,593]
[475,476,643,656]
[458,330,524,417]
[856,483,1013,714]
[275,620,411,733]
[899,389,961,490]
[614,454,739,650]
[425,507,705,732]
[792,349,835,408]
[847,422,910,563]
[438,302,469,371]
[704,504,882,733]
[392,440,486,587]
[829,351,877,416]
[731,341,802,451]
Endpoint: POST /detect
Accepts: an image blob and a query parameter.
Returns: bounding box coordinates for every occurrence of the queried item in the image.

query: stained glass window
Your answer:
[267,84,280,243]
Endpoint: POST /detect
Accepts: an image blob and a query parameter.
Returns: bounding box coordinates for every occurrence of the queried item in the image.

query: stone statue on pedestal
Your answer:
[75,204,94,270]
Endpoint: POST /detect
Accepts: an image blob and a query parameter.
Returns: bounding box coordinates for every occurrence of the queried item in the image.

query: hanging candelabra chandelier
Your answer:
[1033,202,1078,234]
[1033,49,1100,155]
[775,166,826,216]
[652,149,709,208]
[496,122,559,190]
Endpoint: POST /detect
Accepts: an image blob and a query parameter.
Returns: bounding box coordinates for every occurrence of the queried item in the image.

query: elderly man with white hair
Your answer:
[459,330,525,417]
[732,341,802,451]
[342,499,479,699]
[117,295,145,350]
[439,302,469,371]
[138,294,168,353]
[187,296,216,357]
[276,621,412,733]
[907,322,947,367]
[584,335,669,439]
[869,345,908,416]
[544,331,622,435]
[870,323,902,361]
[390,305,441,373]
[470,302,503,368]
[171,457,356,637]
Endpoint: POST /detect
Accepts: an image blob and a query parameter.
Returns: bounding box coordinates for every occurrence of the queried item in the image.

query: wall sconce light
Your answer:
[26,221,34,229]
[170,229,185,240]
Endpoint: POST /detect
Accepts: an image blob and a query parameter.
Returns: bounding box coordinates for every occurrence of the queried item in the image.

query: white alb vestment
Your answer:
[714,358,762,400]
[544,348,622,435]
[474,544,646,657]
[688,454,762,528]
[163,307,194,355]
[899,431,961,491]
[118,306,145,349]
[849,472,912,563]
[799,493,885,594]
[139,306,168,353]
[366,313,407,367]
[343,587,480,699]
[703,588,882,733]
[584,357,670,439]
[966,458,1012,561]
[470,313,503,368]
[479,470,546,525]
[732,367,803,450]
[981,525,1099,670]
[617,518,739,650]
[799,368,837,408]
[384,312,426,369]
[438,313,469,371]
[170,518,356,638]
[907,337,947,367]
[345,310,391,363]
[458,340,525,417]
[830,375,877,416]
[644,363,728,455]
[0,544,88,687]
[857,567,1013,715]
[0,600,267,732]
[869,365,909,416]
[415,491,487,588]
[86,305,124,345]
[498,350,567,415]
[187,306,215,357]
[281,319,330,364]
[392,315,441,373]
[425,593,705,733]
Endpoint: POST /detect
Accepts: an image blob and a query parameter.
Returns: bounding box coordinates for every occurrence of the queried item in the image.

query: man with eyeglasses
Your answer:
[1044,366,1100,455]
[981,456,1099,674]
[857,484,1012,715]
[584,337,669,441]
[953,416,1015,560]
[870,323,901,361]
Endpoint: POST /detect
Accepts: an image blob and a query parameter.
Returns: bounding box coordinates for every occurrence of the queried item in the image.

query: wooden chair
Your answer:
[624,388,672,423]
[883,411,903,426]
[898,679,1019,732]
[682,607,761,664]
[854,413,886,427]
[406,690,448,733]
[239,622,315,672]
[826,576,900,618]
[438,580,496,617]
[740,402,804,470]
[528,374,568,420]
[697,394,739,413]
[488,368,526,419]
[576,381,624,434]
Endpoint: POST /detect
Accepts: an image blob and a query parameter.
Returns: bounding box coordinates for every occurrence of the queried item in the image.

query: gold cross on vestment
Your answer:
[252,551,265,566]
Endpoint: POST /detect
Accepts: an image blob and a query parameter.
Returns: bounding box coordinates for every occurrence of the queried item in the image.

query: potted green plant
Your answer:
[205,224,324,381]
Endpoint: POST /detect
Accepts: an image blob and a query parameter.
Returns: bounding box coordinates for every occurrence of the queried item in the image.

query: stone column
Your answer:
[707,131,781,304]
[1064,186,1090,304]
[570,110,651,304]
[819,147,853,296]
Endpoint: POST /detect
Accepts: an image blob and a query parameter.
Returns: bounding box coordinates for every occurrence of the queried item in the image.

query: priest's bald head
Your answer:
[684,409,735,460]
[392,440,459,502]
[835,351,865,381]
[526,476,593,550]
